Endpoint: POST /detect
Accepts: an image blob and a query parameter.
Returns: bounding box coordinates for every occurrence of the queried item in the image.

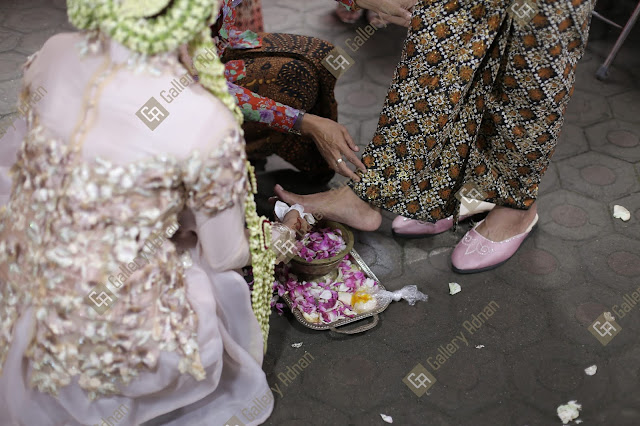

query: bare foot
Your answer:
[475,203,538,242]
[274,184,382,231]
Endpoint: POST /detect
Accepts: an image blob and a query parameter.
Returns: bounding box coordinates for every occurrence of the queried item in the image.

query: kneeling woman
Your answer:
[0,1,308,425]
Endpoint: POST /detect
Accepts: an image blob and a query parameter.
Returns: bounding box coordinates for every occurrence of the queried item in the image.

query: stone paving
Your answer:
[1,1,639,425]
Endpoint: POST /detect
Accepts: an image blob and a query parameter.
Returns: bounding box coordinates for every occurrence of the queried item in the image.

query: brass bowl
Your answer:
[289,220,354,278]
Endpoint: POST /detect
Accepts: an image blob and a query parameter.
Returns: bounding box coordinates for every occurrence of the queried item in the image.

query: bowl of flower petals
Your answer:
[289,220,354,277]
[274,250,390,333]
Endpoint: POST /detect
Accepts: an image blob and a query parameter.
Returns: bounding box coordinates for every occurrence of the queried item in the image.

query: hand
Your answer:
[282,210,311,236]
[356,0,416,27]
[299,113,366,182]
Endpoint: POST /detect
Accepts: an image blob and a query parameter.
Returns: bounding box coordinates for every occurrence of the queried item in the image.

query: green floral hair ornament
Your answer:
[67,0,242,122]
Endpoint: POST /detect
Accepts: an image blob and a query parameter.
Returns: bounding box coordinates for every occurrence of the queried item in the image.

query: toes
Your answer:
[274,184,302,205]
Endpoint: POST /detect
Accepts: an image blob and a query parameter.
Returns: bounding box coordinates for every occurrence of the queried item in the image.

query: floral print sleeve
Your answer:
[227,82,300,133]
[336,0,360,11]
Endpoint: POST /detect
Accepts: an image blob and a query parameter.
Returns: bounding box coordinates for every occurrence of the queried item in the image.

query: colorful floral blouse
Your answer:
[217,0,358,133]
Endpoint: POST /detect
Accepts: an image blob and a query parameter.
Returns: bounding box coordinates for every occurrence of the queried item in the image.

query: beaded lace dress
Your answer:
[0,32,272,426]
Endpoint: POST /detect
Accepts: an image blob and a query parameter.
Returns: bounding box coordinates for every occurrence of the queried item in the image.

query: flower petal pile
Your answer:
[296,227,346,262]
[272,255,378,324]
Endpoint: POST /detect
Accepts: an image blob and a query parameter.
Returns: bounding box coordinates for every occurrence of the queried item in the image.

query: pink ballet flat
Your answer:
[451,214,539,274]
[392,215,469,238]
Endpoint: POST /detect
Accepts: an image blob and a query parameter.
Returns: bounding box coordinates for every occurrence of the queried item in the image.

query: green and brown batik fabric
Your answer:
[350,0,594,221]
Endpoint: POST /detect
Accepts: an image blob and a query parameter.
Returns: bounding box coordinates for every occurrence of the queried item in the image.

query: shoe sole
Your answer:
[392,230,444,239]
[451,224,538,274]
[391,212,489,240]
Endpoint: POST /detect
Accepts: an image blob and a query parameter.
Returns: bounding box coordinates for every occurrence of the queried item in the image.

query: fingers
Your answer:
[336,160,361,182]
[378,11,411,27]
[343,148,367,173]
[382,1,412,21]
[341,127,359,152]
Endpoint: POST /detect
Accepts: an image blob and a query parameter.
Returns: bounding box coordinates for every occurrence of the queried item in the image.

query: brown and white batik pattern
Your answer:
[350,0,594,221]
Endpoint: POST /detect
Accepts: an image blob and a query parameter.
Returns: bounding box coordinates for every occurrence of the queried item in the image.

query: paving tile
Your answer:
[579,234,640,292]
[586,118,640,163]
[537,189,613,241]
[556,151,640,202]
[0,52,27,81]
[15,27,59,55]
[4,7,65,32]
[538,161,560,195]
[573,54,635,97]
[609,90,640,123]
[0,78,22,115]
[564,89,612,126]
[507,338,614,415]
[553,123,589,161]
[335,79,389,118]
[0,27,21,52]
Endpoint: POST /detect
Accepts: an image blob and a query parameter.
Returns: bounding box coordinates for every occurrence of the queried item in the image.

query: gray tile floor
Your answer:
[1,1,639,425]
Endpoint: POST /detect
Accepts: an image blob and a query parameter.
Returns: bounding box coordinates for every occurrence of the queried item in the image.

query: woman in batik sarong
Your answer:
[275,0,595,273]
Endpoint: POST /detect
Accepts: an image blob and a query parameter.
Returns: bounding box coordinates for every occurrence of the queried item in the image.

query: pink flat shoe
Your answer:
[392,215,468,238]
[451,214,539,274]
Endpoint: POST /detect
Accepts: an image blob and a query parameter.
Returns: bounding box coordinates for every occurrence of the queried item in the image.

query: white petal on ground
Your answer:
[476,344,485,349]
[449,282,462,295]
[584,365,597,376]
[380,414,393,423]
[291,342,303,348]
[604,311,615,322]
[613,205,631,221]
[575,420,583,424]
[557,400,582,424]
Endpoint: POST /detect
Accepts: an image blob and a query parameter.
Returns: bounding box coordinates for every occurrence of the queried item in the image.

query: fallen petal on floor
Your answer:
[380,413,393,423]
[584,365,597,375]
[557,400,582,424]
[449,282,462,295]
[613,205,631,221]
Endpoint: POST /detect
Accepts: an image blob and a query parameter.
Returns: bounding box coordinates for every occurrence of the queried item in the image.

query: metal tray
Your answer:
[280,249,389,334]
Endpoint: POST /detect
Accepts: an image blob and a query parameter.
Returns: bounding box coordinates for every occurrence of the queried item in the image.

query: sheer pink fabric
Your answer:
[0,33,272,425]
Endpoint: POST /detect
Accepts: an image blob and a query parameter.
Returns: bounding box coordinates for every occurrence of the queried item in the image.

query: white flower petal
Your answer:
[557,400,582,424]
[449,282,462,295]
[584,365,597,376]
[613,205,631,221]
[291,342,303,348]
[380,414,393,423]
